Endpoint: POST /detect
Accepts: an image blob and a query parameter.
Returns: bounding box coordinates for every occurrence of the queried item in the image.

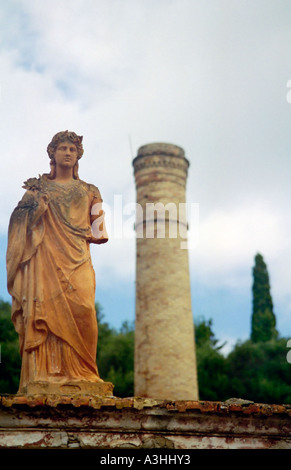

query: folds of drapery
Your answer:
[6,185,100,387]
[7,190,48,355]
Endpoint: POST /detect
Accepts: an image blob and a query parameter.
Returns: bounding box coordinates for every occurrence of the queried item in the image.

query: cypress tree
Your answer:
[251,253,278,342]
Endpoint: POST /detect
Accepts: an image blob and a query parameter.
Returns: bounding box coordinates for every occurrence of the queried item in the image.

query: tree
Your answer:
[226,339,291,404]
[195,318,217,348]
[0,300,21,393]
[195,317,229,401]
[1,298,289,403]
[96,304,134,397]
[251,253,278,342]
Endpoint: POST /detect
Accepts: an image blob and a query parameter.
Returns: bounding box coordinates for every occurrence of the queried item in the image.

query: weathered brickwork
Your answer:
[132,143,198,400]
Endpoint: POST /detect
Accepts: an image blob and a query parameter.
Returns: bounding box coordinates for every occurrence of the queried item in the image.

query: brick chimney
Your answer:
[132,143,198,400]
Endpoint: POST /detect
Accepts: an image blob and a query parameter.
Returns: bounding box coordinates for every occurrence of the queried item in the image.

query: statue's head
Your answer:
[46,130,84,179]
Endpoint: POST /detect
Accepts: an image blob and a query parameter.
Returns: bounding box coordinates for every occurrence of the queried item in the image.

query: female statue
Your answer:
[6,131,109,394]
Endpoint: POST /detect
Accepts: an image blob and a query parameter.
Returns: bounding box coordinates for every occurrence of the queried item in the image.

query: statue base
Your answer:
[19,380,114,397]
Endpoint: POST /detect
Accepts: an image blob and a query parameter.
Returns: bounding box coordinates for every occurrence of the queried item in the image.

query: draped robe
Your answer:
[6,175,106,391]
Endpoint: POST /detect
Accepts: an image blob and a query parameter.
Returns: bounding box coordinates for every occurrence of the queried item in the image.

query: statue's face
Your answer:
[54,140,78,169]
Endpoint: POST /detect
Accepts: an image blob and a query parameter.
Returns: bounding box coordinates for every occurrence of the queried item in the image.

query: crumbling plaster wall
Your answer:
[0,396,290,449]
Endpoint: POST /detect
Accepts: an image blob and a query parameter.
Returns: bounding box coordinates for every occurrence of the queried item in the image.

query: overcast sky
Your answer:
[0,0,290,352]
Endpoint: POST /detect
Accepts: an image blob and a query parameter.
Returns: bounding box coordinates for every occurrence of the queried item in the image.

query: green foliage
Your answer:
[0,300,21,393]
[226,339,291,403]
[0,300,290,404]
[251,253,278,342]
[0,300,17,343]
[195,318,218,348]
[96,303,134,397]
[195,317,229,401]
[196,344,229,401]
[195,316,291,404]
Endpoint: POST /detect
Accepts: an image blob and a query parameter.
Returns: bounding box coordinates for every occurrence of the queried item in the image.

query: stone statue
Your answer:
[6,131,113,396]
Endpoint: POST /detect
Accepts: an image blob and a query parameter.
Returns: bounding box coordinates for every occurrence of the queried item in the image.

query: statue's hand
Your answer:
[37,191,49,207]
[40,193,49,204]
[28,191,49,229]
[96,235,109,244]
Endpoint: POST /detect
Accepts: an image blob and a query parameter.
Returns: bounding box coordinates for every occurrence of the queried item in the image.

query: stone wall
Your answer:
[0,395,290,449]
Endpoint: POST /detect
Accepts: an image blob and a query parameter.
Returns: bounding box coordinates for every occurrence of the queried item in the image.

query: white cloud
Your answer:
[0,0,291,335]
[190,202,291,292]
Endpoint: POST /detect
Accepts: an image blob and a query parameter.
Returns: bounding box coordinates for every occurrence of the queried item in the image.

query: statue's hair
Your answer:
[47,130,84,159]
[46,130,83,180]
